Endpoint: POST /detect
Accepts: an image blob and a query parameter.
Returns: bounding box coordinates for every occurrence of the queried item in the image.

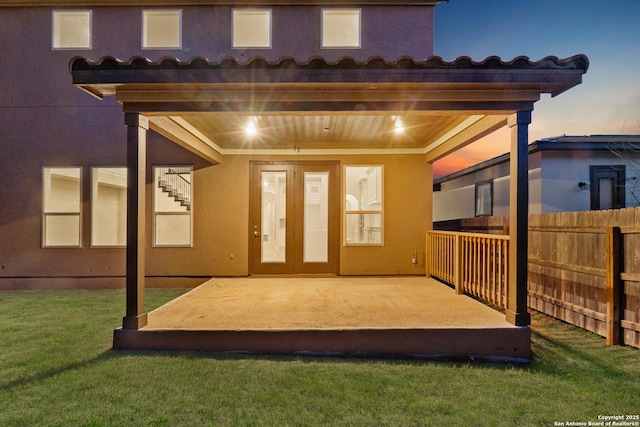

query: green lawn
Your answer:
[1,289,638,426]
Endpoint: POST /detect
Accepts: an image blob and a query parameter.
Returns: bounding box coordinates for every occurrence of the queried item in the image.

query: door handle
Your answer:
[254,230,260,237]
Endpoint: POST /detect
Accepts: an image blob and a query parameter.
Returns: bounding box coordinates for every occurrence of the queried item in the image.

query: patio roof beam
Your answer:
[148,116,222,164]
[121,101,534,114]
[115,87,544,104]
[423,114,509,162]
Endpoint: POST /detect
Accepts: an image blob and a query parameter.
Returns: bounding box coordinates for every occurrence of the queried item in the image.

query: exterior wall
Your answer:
[539,150,638,212]
[195,154,431,278]
[433,158,510,221]
[0,6,435,287]
[433,147,640,222]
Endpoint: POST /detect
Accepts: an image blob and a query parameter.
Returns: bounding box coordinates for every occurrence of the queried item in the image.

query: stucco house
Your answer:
[0,0,589,358]
[433,135,640,222]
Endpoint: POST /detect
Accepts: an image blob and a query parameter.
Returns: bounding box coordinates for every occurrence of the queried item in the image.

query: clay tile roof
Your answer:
[70,54,589,72]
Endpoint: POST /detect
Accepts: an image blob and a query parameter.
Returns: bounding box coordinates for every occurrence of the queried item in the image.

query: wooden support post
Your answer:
[506,111,531,326]
[123,113,149,330]
[606,226,622,345]
[425,161,434,279]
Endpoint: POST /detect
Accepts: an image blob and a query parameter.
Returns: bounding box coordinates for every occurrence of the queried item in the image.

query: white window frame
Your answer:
[142,9,182,50]
[91,167,127,248]
[321,8,361,49]
[344,165,383,246]
[153,166,193,248]
[52,10,92,50]
[232,9,272,49]
[42,167,82,248]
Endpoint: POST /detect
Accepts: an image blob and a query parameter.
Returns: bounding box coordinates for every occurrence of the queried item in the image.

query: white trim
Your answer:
[223,148,424,156]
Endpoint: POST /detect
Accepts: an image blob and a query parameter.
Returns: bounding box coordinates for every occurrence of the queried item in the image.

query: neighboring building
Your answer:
[433,135,640,222]
[0,0,590,349]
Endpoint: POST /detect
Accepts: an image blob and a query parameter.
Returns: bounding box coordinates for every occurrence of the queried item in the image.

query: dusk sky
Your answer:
[432,0,640,177]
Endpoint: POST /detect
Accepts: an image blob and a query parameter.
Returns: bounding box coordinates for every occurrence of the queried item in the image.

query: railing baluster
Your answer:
[426,230,509,310]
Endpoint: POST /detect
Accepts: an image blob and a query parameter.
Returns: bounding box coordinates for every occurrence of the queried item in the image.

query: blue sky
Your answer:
[432,0,640,175]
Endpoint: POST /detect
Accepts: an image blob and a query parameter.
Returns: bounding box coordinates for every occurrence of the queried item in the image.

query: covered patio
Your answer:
[114,276,530,360]
[71,53,588,361]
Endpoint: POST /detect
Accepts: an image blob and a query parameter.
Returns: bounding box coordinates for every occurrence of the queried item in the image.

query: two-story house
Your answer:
[1,0,589,357]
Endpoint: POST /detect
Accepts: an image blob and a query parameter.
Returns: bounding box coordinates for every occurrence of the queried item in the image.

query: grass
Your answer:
[1,289,639,426]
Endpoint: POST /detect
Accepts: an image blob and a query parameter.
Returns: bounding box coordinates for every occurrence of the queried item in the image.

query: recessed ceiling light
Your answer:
[394,118,405,134]
[245,118,258,136]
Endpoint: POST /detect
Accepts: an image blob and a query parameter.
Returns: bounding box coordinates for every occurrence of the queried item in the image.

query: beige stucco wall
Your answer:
[147,153,432,278]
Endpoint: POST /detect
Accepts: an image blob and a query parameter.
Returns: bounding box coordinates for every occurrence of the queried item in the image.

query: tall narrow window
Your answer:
[43,167,81,247]
[142,10,181,49]
[52,10,92,49]
[322,9,361,49]
[344,166,383,245]
[92,167,127,247]
[232,9,271,49]
[154,166,193,247]
[475,180,493,217]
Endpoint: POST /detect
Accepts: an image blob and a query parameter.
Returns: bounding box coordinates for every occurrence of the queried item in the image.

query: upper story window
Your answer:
[142,9,182,49]
[475,180,493,217]
[344,166,383,245]
[232,9,272,49]
[52,10,92,50]
[43,167,81,247]
[91,167,127,247]
[322,9,361,49]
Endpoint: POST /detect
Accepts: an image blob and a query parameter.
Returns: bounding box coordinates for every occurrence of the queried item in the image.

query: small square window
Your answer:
[52,10,91,49]
[232,9,271,49]
[142,9,181,49]
[322,9,360,49]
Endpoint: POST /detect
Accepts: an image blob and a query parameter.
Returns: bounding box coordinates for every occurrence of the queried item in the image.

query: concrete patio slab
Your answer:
[113,276,531,361]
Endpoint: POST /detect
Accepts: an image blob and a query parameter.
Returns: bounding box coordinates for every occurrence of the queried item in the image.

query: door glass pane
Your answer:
[261,172,286,263]
[599,178,614,210]
[304,172,329,263]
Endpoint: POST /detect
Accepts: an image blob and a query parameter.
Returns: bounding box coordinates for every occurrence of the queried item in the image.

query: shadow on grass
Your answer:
[0,351,120,393]
[529,313,640,381]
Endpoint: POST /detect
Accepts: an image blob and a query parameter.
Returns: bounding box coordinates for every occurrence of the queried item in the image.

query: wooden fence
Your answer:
[529,208,640,348]
[434,207,640,348]
[426,230,509,310]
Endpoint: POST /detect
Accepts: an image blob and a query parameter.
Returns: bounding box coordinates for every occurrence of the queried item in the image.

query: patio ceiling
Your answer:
[71,55,589,163]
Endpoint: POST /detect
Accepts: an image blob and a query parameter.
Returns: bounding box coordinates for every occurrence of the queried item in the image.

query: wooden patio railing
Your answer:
[426,230,510,310]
